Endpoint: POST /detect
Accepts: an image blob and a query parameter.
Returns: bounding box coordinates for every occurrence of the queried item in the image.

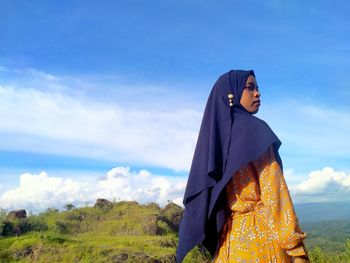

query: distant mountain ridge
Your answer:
[295,201,350,222]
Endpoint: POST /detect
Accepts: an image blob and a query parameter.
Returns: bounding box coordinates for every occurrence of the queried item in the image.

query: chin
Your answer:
[251,108,259,114]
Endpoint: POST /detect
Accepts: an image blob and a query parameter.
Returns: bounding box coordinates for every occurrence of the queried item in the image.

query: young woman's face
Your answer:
[240,75,260,114]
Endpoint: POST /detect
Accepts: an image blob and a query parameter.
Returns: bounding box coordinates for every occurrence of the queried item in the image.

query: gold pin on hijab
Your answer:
[228,94,234,107]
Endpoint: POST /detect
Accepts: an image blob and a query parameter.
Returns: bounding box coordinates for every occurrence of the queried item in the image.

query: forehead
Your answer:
[246,75,257,85]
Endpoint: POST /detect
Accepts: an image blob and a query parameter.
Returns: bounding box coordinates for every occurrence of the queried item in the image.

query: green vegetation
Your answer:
[308,240,350,263]
[0,201,210,262]
[1,202,350,262]
[303,220,350,262]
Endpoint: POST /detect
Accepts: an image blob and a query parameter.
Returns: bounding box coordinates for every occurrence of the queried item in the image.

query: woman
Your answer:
[177,70,308,263]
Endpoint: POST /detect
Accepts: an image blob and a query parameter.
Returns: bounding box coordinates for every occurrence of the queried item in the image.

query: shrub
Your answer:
[19,216,48,233]
[1,221,18,236]
[53,221,70,234]
[161,202,183,232]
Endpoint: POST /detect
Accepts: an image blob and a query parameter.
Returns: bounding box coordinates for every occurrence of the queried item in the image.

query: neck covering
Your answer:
[176,70,282,262]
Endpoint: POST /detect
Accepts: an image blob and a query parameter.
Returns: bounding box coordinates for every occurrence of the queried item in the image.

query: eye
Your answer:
[245,85,258,92]
[249,86,255,92]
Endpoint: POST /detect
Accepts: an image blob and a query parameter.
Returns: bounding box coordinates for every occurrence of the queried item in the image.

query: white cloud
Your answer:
[3,165,350,214]
[290,167,350,203]
[0,167,187,213]
[0,67,202,171]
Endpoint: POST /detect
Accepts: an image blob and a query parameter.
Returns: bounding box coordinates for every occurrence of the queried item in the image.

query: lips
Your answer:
[253,100,261,105]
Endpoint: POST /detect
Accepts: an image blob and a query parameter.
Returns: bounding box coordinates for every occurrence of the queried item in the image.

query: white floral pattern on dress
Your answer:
[212,147,307,263]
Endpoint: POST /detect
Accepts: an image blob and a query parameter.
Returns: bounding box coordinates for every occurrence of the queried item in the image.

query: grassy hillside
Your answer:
[0,201,210,263]
[1,201,350,262]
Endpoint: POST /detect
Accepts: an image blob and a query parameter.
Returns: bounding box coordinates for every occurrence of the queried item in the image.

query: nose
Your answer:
[254,89,260,98]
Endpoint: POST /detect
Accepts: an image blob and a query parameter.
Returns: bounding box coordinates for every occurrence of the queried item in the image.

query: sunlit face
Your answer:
[240,75,260,114]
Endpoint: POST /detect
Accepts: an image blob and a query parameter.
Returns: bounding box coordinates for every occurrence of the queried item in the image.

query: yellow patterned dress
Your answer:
[213,147,307,263]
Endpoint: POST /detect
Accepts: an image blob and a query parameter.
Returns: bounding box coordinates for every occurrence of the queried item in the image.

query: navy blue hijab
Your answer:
[176,70,282,262]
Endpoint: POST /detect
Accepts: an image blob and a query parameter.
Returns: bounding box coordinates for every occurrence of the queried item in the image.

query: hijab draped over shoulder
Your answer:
[176,70,282,262]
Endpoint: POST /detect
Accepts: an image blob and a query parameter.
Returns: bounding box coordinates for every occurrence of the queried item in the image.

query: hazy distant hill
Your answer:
[293,202,350,261]
[295,201,350,222]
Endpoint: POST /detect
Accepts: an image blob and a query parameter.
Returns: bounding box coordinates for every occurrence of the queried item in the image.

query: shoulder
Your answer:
[251,145,280,175]
[250,115,273,130]
[235,113,276,136]
[259,145,277,163]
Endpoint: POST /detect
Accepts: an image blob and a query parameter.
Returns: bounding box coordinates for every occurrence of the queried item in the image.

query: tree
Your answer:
[309,246,327,263]
[64,204,75,211]
[0,207,6,220]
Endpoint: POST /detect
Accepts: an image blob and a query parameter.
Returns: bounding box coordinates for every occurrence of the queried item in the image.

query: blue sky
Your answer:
[0,0,349,211]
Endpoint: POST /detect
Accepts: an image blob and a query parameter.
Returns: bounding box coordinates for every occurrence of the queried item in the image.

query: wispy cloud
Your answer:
[0,67,202,171]
[0,167,186,213]
[1,66,349,180]
[261,99,350,159]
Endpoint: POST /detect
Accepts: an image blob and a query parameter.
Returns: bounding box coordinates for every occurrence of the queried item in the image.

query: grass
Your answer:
[4,201,350,262]
[0,201,210,262]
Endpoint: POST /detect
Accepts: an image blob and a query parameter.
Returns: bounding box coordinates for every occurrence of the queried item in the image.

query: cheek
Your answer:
[248,94,255,103]
[240,92,249,105]
[241,94,252,106]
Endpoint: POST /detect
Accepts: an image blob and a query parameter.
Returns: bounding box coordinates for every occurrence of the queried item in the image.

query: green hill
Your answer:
[1,201,350,262]
[0,201,210,263]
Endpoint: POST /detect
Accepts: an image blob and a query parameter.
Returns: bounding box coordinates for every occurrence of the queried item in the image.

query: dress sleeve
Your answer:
[252,146,308,257]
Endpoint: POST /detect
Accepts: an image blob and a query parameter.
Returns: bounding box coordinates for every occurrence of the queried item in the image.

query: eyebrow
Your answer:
[246,82,257,86]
